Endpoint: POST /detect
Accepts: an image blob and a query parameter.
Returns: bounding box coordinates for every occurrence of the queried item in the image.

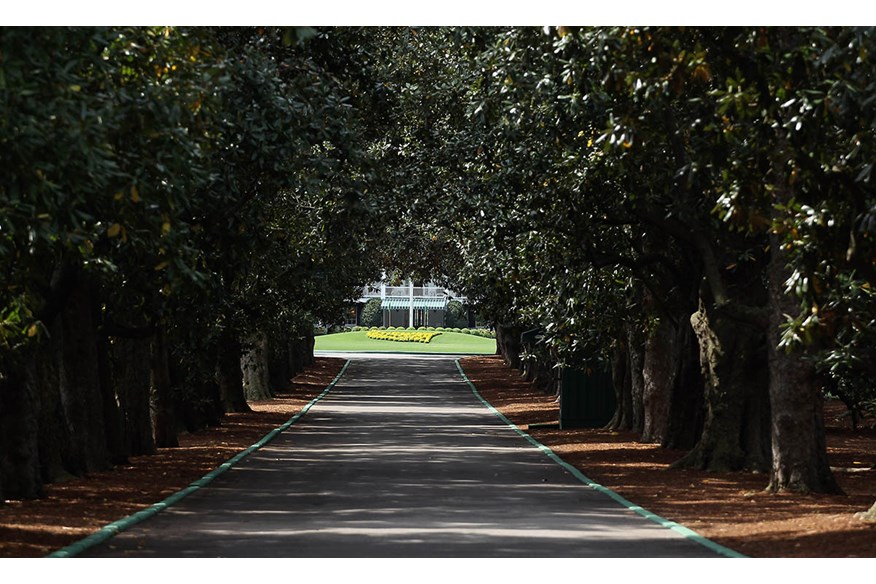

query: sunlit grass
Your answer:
[314,330,496,354]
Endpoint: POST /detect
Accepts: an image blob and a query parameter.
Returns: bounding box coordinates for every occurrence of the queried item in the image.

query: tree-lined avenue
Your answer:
[80,356,727,558]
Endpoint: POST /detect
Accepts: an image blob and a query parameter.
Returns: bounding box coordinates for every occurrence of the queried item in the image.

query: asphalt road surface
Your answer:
[83,354,730,558]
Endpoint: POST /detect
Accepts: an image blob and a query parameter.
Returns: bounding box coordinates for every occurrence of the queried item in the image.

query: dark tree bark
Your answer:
[27,317,74,487]
[761,135,840,494]
[608,338,633,431]
[112,336,156,456]
[288,336,303,379]
[242,330,272,401]
[495,323,523,370]
[628,324,646,434]
[96,325,127,466]
[521,338,555,394]
[0,359,42,500]
[151,325,179,448]
[663,321,705,450]
[674,300,771,472]
[268,333,292,389]
[216,329,251,413]
[640,301,675,444]
[303,332,315,368]
[530,351,556,394]
[287,333,314,379]
[182,334,224,431]
[765,236,840,494]
[168,346,223,433]
[57,273,110,474]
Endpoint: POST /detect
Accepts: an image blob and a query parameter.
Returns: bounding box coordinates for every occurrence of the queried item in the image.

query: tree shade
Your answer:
[1,26,873,503]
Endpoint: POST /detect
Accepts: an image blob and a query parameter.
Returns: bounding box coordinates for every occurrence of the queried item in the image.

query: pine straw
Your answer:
[2,354,873,558]
[0,357,346,558]
[459,355,876,558]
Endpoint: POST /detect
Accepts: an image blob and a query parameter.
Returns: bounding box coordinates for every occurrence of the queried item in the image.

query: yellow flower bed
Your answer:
[366,330,442,344]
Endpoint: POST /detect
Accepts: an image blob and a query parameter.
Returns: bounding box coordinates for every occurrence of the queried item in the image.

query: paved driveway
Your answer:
[83,355,731,557]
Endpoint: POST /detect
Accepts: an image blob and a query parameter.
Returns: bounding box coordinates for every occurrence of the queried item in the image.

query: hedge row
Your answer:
[348,325,495,338]
[366,330,442,344]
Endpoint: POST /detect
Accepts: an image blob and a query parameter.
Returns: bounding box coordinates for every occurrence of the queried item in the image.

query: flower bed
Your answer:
[366,330,442,344]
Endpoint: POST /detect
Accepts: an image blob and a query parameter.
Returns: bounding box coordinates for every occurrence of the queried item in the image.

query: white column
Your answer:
[381,281,387,327]
[408,279,414,328]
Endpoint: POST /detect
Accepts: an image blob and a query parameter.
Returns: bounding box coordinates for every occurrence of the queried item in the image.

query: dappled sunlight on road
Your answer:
[83,356,721,558]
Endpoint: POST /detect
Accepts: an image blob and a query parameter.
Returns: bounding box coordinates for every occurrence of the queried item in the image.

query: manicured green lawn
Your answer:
[314,330,496,354]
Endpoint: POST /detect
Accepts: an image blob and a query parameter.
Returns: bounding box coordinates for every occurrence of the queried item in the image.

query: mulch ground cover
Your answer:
[1,354,873,558]
[458,355,876,558]
[0,357,346,558]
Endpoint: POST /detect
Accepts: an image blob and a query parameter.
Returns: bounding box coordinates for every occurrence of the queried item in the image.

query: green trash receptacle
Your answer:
[559,366,616,429]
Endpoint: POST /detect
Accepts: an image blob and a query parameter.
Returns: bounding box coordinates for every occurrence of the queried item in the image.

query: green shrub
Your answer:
[360,298,383,328]
[461,328,470,334]
[445,299,468,329]
[452,327,461,332]
[436,327,445,332]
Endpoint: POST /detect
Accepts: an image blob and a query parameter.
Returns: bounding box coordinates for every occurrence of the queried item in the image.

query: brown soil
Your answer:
[459,355,876,558]
[1,354,873,558]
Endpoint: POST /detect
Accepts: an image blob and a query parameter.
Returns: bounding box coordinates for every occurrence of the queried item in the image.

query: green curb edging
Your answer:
[454,359,747,559]
[47,359,351,558]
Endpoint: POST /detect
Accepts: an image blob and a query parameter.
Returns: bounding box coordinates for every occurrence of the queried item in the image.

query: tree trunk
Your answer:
[288,337,303,379]
[96,327,127,466]
[530,352,556,394]
[0,357,42,500]
[268,333,291,390]
[628,324,646,434]
[168,345,223,433]
[521,347,535,382]
[242,330,272,401]
[663,321,705,450]
[640,306,675,443]
[673,300,771,472]
[608,338,633,431]
[216,329,251,413]
[521,339,555,394]
[765,236,840,494]
[27,317,74,487]
[304,332,315,367]
[496,323,523,370]
[112,336,156,456]
[58,273,110,474]
[151,324,179,448]
[288,334,313,379]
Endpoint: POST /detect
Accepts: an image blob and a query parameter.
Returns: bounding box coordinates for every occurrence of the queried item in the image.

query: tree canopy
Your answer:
[1,26,873,504]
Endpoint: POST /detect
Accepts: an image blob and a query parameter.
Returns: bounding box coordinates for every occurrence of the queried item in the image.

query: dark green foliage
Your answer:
[1,25,872,500]
[360,298,383,328]
[0,26,386,499]
[444,300,468,329]
[366,27,871,492]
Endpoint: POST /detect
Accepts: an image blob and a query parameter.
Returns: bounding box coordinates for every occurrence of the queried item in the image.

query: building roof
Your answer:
[381,297,448,310]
